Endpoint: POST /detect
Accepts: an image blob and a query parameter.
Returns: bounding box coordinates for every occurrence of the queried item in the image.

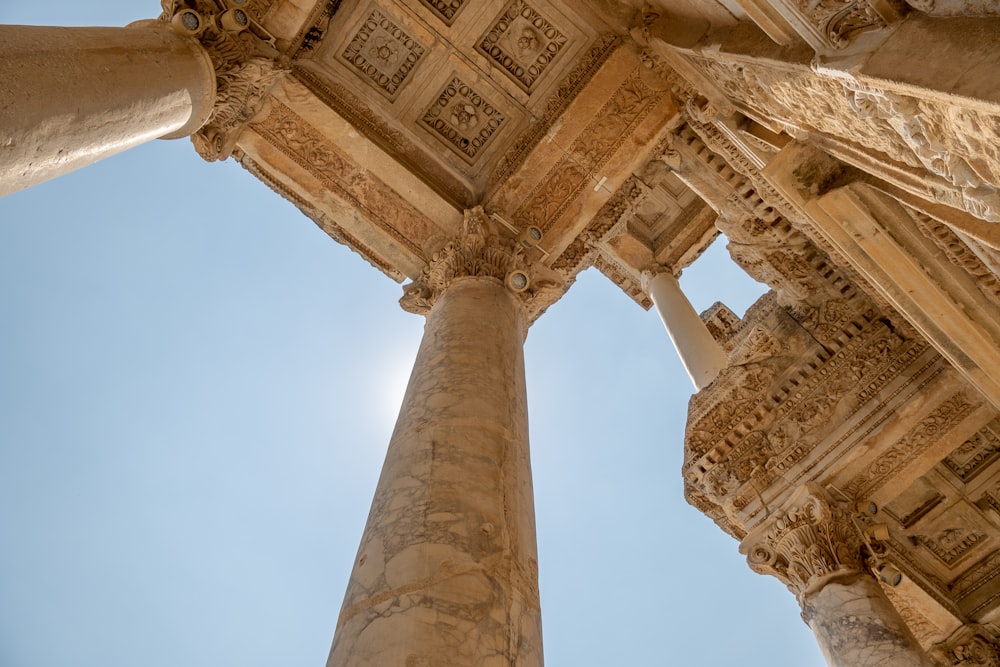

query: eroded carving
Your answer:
[422,77,505,160]
[160,0,289,161]
[342,8,424,98]
[479,0,567,91]
[399,207,560,318]
[742,483,862,596]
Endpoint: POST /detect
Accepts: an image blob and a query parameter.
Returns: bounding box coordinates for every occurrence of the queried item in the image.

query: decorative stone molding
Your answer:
[419,0,466,25]
[778,0,904,50]
[421,77,506,161]
[507,67,667,232]
[682,53,1000,222]
[491,34,621,185]
[930,626,1000,666]
[399,207,560,318]
[843,392,980,499]
[479,0,568,92]
[741,483,862,598]
[159,0,289,161]
[341,8,425,99]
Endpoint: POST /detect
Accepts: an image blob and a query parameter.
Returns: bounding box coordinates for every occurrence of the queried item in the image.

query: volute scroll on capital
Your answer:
[399,207,562,319]
[740,483,864,600]
[158,0,290,161]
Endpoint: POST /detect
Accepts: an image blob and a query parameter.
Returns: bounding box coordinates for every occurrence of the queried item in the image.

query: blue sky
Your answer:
[0,3,825,665]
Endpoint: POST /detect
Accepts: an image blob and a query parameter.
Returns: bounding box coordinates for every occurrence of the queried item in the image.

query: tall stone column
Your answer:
[741,484,934,667]
[643,269,727,391]
[1,1,286,196]
[327,208,544,667]
[0,23,215,196]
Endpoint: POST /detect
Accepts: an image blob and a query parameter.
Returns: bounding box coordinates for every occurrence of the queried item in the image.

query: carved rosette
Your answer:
[741,483,863,599]
[159,0,289,161]
[400,207,551,316]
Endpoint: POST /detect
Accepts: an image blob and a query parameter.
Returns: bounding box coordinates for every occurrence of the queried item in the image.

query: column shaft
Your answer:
[647,271,727,391]
[0,24,215,196]
[328,276,543,667]
[802,573,934,667]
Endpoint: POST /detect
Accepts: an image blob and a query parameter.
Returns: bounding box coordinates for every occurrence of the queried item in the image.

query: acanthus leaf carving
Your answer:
[741,483,862,598]
[160,0,289,161]
[399,207,560,319]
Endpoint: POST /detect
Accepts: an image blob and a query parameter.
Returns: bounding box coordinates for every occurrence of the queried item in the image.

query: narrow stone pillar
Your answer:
[643,269,727,391]
[741,484,934,667]
[327,208,543,667]
[0,23,215,196]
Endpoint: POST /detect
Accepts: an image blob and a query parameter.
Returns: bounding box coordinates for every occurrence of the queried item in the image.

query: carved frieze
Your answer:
[342,8,425,98]
[292,67,474,208]
[510,68,665,232]
[250,101,436,259]
[490,34,621,186]
[422,77,506,161]
[684,55,1000,222]
[479,1,567,92]
[844,393,981,500]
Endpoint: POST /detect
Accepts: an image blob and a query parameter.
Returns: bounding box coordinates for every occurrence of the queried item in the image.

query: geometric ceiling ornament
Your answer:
[421,77,506,161]
[479,0,568,92]
[342,8,425,98]
[419,0,466,26]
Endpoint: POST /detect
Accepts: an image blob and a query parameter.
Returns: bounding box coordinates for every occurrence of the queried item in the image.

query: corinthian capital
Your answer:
[400,207,552,316]
[740,483,862,599]
[159,0,288,161]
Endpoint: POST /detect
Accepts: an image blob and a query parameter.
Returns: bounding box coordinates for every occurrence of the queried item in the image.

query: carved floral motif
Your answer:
[479,1,567,91]
[342,9,424,98]
[420,0,465,25]
[422,78,505,160]
[250,102,435,258]
[510,68,665,232]
[160,0,289,161]
[742,483,862,597]
[844,393,980,499]
[399,207,560,318]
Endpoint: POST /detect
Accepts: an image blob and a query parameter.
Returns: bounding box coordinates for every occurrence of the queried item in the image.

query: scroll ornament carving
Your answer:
[791,0,893,47]
[160,0,289,161]
[742,483,862,598]
[400,207,559,316]
[930,627,1000,667]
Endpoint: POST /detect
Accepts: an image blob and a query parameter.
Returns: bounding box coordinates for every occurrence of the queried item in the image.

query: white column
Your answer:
[645,270,727,391]
[0,23,215,197]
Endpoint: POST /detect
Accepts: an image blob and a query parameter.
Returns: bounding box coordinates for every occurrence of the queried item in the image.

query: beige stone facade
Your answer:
[6,0,1000,664]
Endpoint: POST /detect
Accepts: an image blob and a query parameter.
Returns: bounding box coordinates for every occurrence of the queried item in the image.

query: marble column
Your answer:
[0,23,215,196]
[327,208,543,667]
[741,484,934,667]
[644,269,727,391]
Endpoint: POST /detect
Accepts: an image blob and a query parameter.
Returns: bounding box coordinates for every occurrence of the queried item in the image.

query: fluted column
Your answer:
[643,269,727,391]
[327,208,543,667]
[741,484,934,667]
[0,22,215,196]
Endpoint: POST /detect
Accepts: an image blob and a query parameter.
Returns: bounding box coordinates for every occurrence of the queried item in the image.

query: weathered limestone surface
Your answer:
[743,485,934,666]
[327,216,542,666]
[0,24,215,196]
[802,574,934,667]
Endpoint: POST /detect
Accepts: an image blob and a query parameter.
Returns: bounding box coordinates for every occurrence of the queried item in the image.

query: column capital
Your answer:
[741,483,863,600]
[158,0,289,160]
[400,207,559,318]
